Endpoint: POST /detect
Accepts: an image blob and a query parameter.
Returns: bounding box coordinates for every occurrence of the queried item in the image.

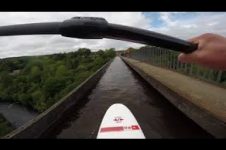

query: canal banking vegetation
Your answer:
[0,48,116,113]
[0,48,115,137]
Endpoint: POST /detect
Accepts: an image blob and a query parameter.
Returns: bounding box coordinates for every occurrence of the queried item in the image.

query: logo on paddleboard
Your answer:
[100,125,140,133]
[113,116,124,123]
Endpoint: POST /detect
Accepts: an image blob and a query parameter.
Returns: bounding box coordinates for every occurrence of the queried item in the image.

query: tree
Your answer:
[65,57,79,69]
[18,93,32,106]
[44,77,66,98]
[30,66,42,82]
[23,59,43,74]
[105,48,116,58]
[0,72,12,88]
[77,48,91,57]
[31,90,46,112]
[0,48,112,112]
[55,65,69,78]
[51,53,66,61]
[96,50,105,56]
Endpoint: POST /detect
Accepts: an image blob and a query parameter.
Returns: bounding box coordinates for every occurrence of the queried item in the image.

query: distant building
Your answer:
[116,50,126,56]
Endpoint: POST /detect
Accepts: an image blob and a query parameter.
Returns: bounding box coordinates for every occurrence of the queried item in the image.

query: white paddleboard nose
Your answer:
[97,103,145,139]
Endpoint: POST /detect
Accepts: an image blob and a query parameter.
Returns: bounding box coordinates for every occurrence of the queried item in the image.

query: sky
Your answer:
[0,12,226,58]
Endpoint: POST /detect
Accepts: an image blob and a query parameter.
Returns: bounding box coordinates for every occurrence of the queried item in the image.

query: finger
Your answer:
[188,36,205,51]
[178,52,200,63]
[188,33,213,44]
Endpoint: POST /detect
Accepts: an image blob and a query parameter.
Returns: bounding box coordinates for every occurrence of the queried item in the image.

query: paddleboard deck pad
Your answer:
[97,103,145,139]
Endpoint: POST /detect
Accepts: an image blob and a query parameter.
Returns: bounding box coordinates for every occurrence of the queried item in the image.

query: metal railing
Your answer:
[126,46,225,86]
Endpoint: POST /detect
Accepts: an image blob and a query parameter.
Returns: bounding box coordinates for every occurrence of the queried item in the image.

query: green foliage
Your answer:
[44,77,66,98]
[0,49,115,112]
[77,48,91,57]
[105,49,116,58]
[30,66,42,82]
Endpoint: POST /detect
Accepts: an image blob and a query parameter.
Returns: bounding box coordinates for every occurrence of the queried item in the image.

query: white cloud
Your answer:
[149,12,226,40]
[0,12,149,58]
[159,12,177,26]
[1,12,226,58]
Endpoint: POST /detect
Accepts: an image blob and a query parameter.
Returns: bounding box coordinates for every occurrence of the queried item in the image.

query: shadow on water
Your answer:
[44,57,213,139]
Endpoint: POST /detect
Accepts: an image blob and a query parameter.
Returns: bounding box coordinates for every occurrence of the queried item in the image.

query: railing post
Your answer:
[157,47,159,66]
[208,69,214,81]
[154,48,156,64]
[216,70,223,83]
[176,54,179,71]
[173,53,176,70]
[164,49,166,67]
[172,52,175,70]
[170,51,172,69]
[163,49,167,67]
[151,48,154,64]
[156,48,158,65]
[185,63,188,73]
[168,50,170,68]
[197,66,202,78]
[189,64,193,75]
[171,51,173,69]
[161,48,162,66]
[160,48,163,67]
[203,67,208,79]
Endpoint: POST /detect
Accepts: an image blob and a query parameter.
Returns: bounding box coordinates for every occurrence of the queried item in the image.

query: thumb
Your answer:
[178,36,201,63]
[178,53,199,63]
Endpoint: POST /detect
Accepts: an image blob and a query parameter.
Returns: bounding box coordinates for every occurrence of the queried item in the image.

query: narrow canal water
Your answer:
[45,57,212,138]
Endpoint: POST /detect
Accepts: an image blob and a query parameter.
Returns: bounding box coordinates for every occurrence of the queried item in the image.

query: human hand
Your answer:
[178,33,226,70]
